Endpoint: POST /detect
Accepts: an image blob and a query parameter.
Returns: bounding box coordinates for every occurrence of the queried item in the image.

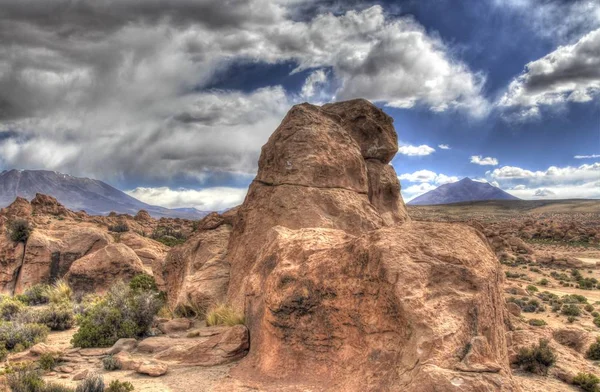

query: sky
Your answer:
[0,0,599,211]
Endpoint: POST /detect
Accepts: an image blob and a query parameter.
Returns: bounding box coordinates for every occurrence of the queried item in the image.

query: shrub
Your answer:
[538,278,549,286]
[39,305,75,331]
[568,316,577,323]
[106,380,134,392]
[0,297,25,321]
[102,354,121,371]
[206,304,245,327]
[128,274,158,293]
[587,337,600,360]
[529,319,547,327]
[72,282,162,348]
[514,339,556,375]
[573,372,600,392]
[7,368,46,392]
[562,304,582,317]
[563,294,588,304]
[8,220,32,243]
[526,285,539,293]
[108,222,129,233]
[75,374,104,392]
[39,352,57,371]
[47,279,72,305]
[16,284,50,305]
[586,304,595,312]
[0,321,48,351]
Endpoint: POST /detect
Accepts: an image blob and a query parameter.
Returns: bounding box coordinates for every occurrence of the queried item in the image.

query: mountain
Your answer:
[0,169,208,219]
[407,177,520,205]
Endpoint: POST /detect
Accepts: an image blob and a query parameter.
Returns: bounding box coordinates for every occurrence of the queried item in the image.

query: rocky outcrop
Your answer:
[66,243,146,292]
[158,224,231,313]
[212,99,517,390]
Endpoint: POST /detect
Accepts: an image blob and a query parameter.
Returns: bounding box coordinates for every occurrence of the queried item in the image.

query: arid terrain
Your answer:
[0,100,599,392]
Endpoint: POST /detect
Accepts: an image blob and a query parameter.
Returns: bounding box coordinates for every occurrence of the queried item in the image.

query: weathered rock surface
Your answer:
[66,243,146,292]
[217,100,516,391]
[137,325,249,366]
[158,224,231,313]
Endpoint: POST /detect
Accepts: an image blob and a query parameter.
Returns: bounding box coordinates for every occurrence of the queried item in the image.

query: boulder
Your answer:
[65,243,146,293]
[222,100,515,391]
[107,338,138,355]
[137,360,168,377]
[139,325,250,366]
[234,223,515,391]
[157,318,193,334]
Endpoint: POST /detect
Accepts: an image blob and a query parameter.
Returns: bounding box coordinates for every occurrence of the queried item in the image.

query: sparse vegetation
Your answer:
[102,355,121,371]
[0,321,48,351]
[108,222,129,233]
[39,352,58,371]
[106,380,134,392]
[587,337,600,360]
[514,339,556,375]
[562,304,582,317]
[128,274,158,294]
[7,219,32,243]
[0,297,25,321]
[526,284,539,293]
[47,279,73,305]
[150,226,186,247]
[75,373,105,392]
[71,282,162,348]
[15,284,50,305]
[205,304,245,327]
[573,372,600,392]
[528,319,547,327]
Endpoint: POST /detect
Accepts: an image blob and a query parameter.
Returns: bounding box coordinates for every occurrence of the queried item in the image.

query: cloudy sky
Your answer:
[0,0,599,210]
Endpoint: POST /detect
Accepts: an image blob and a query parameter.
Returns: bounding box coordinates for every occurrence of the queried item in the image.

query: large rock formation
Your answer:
[193,99,516,390]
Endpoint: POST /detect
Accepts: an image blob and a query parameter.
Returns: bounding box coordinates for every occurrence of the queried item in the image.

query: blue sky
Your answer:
[0,0,598,210]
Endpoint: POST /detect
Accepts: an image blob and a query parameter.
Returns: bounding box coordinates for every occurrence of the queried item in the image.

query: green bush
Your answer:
[528,319,547,327]
[39,352,57,371]
[102,355,121,371]
[16,305,74,331]
[0,297,25,321]
[526,285,539,293]
[573,372,600,392]
[562,304,582,317]
[108,222,129,233]
[515,339,556,375]
[587,337,600,360]
[8,219,32,243]
[568,316,577,323]
[0,321,48,351]
[128,274,158,293]
[6,368,111,392]
[586,304,595,313]
[538,278,549,286]
[16,284,50,305]
[106,380,134,392]
[72,282,162,348]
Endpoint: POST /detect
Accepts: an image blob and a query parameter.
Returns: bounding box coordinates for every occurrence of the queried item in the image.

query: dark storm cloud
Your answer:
[0,0,488,192]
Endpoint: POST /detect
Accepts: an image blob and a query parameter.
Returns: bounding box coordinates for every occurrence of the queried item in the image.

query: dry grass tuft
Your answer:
[205,304,245,327]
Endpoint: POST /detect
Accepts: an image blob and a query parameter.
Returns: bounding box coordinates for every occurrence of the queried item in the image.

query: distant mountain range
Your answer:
[408,177,520,205]
[0,169,208,219]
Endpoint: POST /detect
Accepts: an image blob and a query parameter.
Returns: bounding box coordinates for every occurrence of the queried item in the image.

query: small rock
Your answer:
[106,338,138,355]
[137,361,168,377]
[47,372,57,376]
[79,348,106,357]
[30,343,63,356]
[72,369,89,381]
[59,374,69,379]
[114,352,141,371]
[57,366,74,374]
[158,318,193,334]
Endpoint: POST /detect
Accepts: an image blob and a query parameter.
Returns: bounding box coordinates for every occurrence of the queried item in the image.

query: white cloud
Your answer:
[499,28,600,120]
[398,170,459,201]
[575,154,600,159]
[300,69,328,99]
[126,186,248,212]
[438,144,451,150]
[398,144,435,156]
[470,155,499,166]
[487,162,600,200]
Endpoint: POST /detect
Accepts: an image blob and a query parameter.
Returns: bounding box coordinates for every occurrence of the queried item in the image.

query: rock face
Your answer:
[66,243,146,292]
[205,99,517,390]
